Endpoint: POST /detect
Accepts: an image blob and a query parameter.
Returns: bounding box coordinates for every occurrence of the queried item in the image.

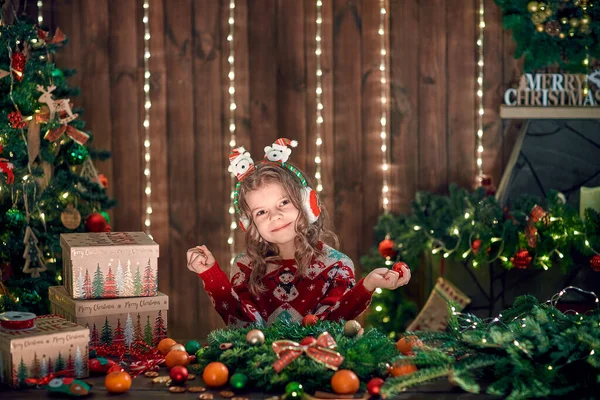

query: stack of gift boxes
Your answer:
[0,232,168,388]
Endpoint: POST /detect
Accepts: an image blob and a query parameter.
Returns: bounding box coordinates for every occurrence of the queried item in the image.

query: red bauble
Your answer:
[85,212,108,232]
[590,255,600,272]
[511,249,532,269]
[367,377,385,396]
[471,239,481,254]
[107,363,125,374]
[169,365,189,385]
[302,314,318,327]
[378,238,397,259]
[300,337,317,346]
[88,357,117,375]
[11,52,26,82]
[392,262,408,277]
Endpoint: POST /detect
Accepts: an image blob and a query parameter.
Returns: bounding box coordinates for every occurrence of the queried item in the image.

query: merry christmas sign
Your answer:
[504,69,600,107]
[60,232,159,300]
[0,315,89,388]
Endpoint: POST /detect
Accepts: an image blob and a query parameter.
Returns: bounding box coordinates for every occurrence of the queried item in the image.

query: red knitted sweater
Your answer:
[198,244,373,327]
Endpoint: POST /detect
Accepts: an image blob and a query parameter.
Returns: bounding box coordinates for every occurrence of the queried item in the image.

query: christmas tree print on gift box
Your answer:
[61,232,159,299]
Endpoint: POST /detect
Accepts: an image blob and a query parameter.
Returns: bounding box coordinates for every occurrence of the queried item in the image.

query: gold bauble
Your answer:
[531,12,547,24]
[245,329,265,346]
[536,24,545,32]
[538,2,546,11]
[581,15,591,25]
[169,343,186,352]
[527,1,539,12]
[570,17,580,27]
[559,32,566,39]
[343,320,362,337]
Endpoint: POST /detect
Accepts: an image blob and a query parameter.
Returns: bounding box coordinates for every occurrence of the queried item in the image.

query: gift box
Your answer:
[0,315,89,388]
[60,232,159,299]
[49,286,168,348]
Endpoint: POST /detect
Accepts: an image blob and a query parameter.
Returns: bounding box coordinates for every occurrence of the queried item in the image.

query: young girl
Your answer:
[187,139,411,327]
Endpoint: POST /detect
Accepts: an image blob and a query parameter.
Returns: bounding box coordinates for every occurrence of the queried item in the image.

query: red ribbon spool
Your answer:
[0,311,37,330]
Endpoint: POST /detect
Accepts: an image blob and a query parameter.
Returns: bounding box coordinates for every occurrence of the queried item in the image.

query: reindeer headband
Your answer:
[228,138,321,231]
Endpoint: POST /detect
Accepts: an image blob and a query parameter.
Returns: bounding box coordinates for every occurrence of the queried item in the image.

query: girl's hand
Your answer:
[364,265,411,292]
[186,245,216,274]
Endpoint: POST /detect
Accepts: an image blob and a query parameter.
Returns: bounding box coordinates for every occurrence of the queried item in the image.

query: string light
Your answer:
[37,1,43,25]
[314,0,324,193]
[379,0,391,214]
[476,0,485,178]
[142,0,153,238]
[227,0,237,266]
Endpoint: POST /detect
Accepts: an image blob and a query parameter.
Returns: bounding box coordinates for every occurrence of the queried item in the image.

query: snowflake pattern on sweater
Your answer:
[198,244,373,327]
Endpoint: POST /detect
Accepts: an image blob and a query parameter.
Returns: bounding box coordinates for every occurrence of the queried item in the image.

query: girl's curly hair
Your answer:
[237,163,338,296]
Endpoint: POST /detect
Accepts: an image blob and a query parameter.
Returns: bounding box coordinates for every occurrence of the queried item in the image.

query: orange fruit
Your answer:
[104,371,132,394]
[396,335,422,355]
[202,362,229,387]
[164,350,190,369]
[389,362,418,377]
[330,369,360,395]
[158,338,178,355]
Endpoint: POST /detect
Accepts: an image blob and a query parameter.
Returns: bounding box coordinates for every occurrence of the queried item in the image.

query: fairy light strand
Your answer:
[142,0,153,238]
[37,1,44,25]
[227,0,237,266]
[314,0,323,193]
[379,0,390,214]
[476,0,485,178]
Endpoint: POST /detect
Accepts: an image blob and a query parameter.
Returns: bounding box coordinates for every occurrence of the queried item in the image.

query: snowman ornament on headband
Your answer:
[228,138,321,232]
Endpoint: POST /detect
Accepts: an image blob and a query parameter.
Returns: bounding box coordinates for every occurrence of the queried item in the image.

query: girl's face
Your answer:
[246,182,299,252]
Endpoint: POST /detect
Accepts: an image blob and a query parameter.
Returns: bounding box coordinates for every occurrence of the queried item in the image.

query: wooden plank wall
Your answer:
[34,0,523,341]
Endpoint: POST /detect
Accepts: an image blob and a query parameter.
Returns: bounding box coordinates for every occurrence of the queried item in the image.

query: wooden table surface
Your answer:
[0,371,496,399]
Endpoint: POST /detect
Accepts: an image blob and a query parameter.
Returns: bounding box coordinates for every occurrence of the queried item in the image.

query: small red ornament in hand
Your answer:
[85,212,108,232]
[590,255,600,272]
[392,262,408,277]
[302,314,318,327]
[511,249,532,269]
[169,365,189,385]
[378,238,397,259]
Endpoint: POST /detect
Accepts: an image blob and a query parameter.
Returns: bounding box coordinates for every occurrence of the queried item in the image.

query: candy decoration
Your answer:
[285,381,304,398]
[246,329,265,346]
[158,338,177,355]
[330,369,360,395]
[367,377,385,396]
[202,362,229,388]
[104,371,132,394]
[591,255,600,272]
[169,365,189,385]
[378,238,397,259]
[185,340,201,355]
[229,372,248,390]
[301,314,318,327]
[343,320,362,337]
[164,350,190,369]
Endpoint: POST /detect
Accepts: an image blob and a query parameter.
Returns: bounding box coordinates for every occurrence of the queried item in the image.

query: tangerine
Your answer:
[330,369,360,395]
[396,335,422,355]
[389,362,418,377]
[202,362,229,387]
[104,371,132,394]
[164,350,190,369]
[157,338,178,355]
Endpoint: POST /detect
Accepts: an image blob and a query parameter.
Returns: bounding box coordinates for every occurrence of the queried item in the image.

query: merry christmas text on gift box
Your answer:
[0,315,89,388]
[49,286,168,348]
[60,232,159,300]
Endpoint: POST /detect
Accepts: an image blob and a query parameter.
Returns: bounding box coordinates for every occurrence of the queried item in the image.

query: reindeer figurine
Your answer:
[36,85,78,124]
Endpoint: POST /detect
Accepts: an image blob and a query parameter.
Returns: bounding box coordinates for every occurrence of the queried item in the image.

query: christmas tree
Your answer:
[17,357,28,387]
[0,19,115,314]
[142,259,155,296]
[124,314,134,347]
[83,269,92,299]
[134,314,143,342]
[133,265,142,297]
[92,264,104,298]
[30,352,41,379]
[74,346,85,377]
[54,352,64,372]
[113,318,125,345]
[90,323,99,347]
[65,351,74,377]
[104,266,117,298]
[153,310,167,346]
[100,317,112,345]
[144,315,153,346]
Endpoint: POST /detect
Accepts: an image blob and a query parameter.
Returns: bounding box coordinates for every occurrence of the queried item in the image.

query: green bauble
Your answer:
[5,207,25,227]
[51,68,64,78]
[100,211,111,224]
[68,144,89,165]
[185,340,201,355]
[285,382,303,398]
[229,373,248,390]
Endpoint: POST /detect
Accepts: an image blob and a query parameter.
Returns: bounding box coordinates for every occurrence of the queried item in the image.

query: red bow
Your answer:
[272,332,344,373]
[0,145,15,185]
[44,125,89,145]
